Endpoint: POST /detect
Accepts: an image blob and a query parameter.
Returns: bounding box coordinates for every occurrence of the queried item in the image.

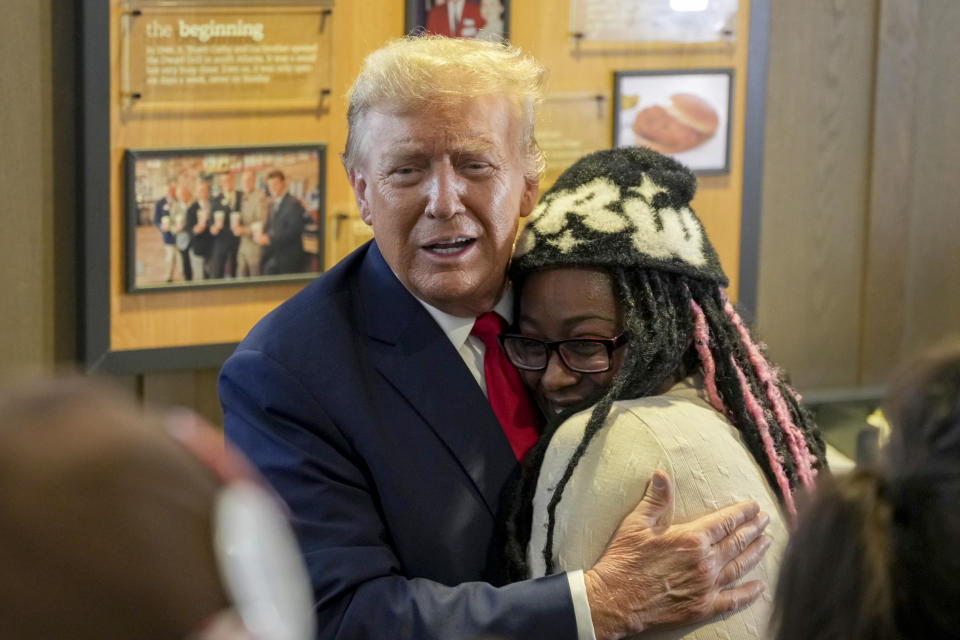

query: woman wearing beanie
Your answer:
[500,146,827,638]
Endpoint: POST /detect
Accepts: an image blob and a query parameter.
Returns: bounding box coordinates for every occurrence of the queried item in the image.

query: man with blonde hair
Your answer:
[221,36,769,640]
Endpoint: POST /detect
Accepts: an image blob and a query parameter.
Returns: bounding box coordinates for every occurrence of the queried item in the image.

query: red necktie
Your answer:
[471,312,542,460]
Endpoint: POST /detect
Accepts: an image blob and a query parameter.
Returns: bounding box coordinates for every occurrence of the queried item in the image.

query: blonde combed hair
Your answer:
[343,35,548,180]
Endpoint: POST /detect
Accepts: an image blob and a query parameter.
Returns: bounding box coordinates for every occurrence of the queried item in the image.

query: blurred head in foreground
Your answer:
[0,377,314,640]
[772,341,960,639]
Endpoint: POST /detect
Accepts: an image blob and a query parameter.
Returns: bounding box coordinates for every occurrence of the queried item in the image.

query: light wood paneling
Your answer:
[756,0,877,389]
[859,0,919,384]
[900,1,960,359]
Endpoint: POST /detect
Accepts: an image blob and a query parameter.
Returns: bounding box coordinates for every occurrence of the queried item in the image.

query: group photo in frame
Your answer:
[613,69,733,175]
[406,0,510,41]
[125,144,326,293]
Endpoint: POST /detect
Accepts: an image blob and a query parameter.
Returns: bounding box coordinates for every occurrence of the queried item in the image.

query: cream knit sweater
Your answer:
[528,378,789,639]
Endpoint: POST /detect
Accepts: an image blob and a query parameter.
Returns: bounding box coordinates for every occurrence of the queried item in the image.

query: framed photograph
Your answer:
[406,0,509,41]
[125,144,325,293]
[613,69,733,175]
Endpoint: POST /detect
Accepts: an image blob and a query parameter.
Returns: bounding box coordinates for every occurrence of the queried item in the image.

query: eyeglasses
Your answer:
[498,333,627,374]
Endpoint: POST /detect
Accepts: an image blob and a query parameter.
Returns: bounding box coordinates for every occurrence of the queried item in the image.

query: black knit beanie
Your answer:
[512,146,727,286]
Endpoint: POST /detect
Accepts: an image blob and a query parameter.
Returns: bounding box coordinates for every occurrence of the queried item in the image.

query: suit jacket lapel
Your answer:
[359,242,517,517]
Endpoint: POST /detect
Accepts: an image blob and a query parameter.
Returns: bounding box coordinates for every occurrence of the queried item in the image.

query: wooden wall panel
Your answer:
[0,0,75,377]
[142,368,223,427]
[859,0,919,384]
[755,0,877,389]
[899,1,960,359]
[0,1,48,373]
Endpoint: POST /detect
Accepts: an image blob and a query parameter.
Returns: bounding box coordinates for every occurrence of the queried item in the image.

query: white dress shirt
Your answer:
[414,291,597,640]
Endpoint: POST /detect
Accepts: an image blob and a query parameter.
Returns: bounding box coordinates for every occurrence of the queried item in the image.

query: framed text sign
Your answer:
[570,0,739,43]
[79,1,341,374]
[120,0,334,112]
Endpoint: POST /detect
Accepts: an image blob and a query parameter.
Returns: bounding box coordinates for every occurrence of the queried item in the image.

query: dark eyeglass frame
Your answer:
[497,333,628,374]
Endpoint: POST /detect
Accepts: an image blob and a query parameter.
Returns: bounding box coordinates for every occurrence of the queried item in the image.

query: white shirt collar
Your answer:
[416,286,514,352]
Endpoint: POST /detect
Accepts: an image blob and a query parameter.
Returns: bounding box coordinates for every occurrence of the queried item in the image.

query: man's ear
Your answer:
[519,178,539,218]
[348,169,373,226]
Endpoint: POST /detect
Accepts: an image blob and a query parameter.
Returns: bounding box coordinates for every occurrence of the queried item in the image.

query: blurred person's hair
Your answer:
[341,35,547,181]
[772,340,960,639]
[0,376,228,639]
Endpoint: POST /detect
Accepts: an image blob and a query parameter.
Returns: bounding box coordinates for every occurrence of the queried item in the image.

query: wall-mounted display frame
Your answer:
[125,144,325,293]
[613,69,733,175]
[79,1,338,374]
[569,0,739,44]
[406,0,509,41]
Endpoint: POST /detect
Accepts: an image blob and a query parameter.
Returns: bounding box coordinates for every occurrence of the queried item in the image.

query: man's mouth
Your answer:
[423,237,476,255]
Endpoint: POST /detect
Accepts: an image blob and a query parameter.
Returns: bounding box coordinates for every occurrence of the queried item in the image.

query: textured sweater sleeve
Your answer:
[529,391,789,639]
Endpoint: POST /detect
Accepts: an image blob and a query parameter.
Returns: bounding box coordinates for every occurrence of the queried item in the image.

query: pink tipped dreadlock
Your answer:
[720,293,818,488]
[689,298,726,415]
[732,360,798,518]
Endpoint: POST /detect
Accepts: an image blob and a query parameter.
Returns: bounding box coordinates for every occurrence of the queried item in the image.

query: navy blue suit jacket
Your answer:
[220,241,577,639]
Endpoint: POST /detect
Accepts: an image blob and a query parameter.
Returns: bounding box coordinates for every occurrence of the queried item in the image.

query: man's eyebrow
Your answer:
[380,145,428,165]
[452,135,497,154]
[378,135,499,166]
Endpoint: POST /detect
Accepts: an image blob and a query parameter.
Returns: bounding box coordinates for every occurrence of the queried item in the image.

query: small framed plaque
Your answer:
[406,0,509,41]
[570,0,738,43]
[613,69,733,175]
[125,143,326,293]
[120,0,334,112]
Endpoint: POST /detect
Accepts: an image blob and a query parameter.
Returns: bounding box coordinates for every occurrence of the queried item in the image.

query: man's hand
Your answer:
[584,471,771,640]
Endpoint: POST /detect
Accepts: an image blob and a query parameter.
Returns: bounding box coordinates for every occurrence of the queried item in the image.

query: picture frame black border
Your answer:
[612,68,735,176]
[124,143,326,294]
[405,0,510,41]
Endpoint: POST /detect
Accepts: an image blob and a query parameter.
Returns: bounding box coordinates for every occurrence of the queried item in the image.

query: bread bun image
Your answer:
[631,93,719,154]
